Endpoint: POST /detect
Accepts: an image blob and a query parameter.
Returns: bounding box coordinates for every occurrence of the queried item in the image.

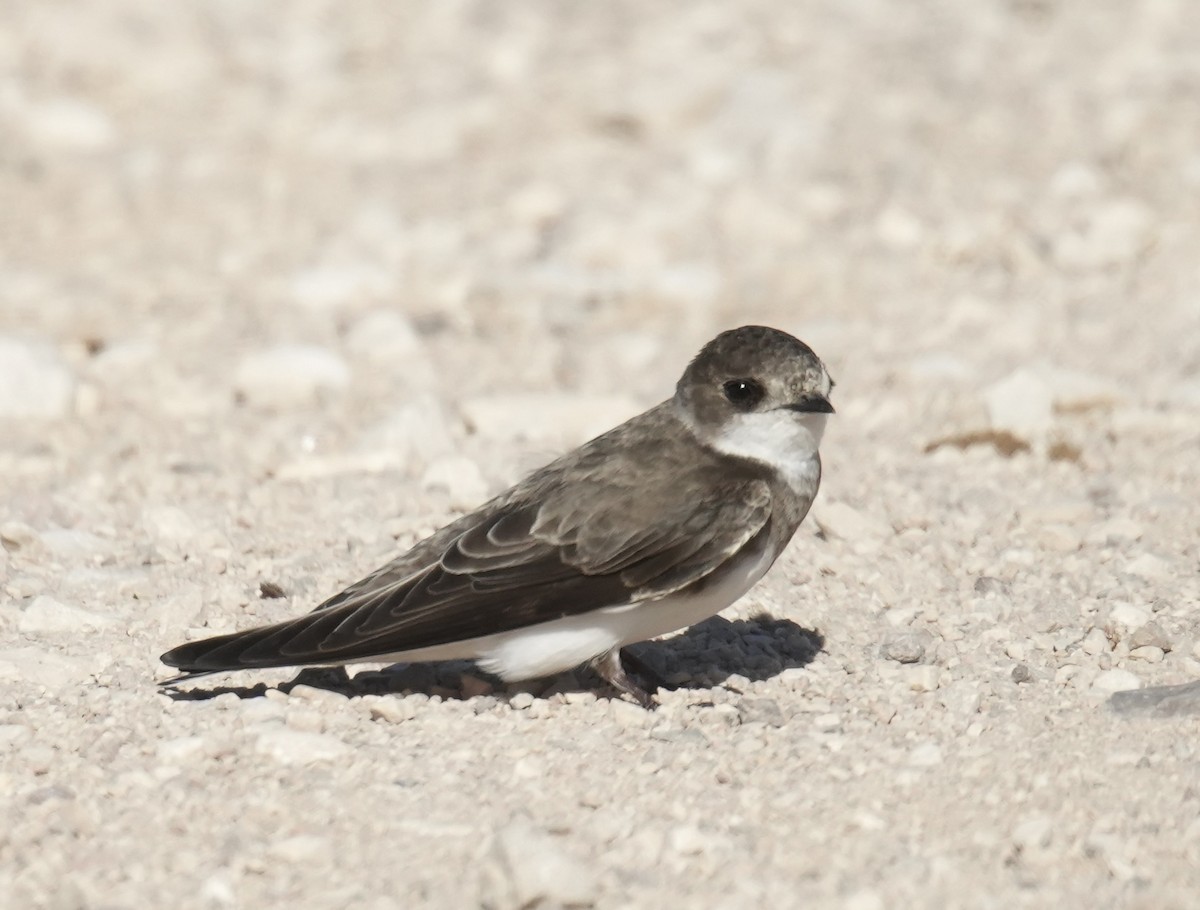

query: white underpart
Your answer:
[710,410,826,494]
[364,539,777,682]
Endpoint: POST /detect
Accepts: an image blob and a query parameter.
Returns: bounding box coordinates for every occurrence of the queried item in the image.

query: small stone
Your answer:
[561,696,600,710]
[875,207,924,249]
[0,724,32,749]
[608,699,651,727]
[345,310,425,362]
[1011,663,1033,684]
[422,457,489,510]
[812,713,842,731]
[984,368,1053,439]
[1035,525,1081,552]
[844,889,886,910]
[254,729,351,765]
[1081,628,1111,656]
[738,698,785,727]
[481,817,598,910]
[143,506,199,546]
[0,647,92,690]
[1124,553,1170,582]
[973,576,1011,597]
[1012,814,1054,852]
[0,521,42,551]
[290,263,392,311]
[18,596,114,634]
[287,684,348,706]
[938,682,982,716]
[0,337,76,418]
[1092,669,1142,694]
[234,345,350,409]
[666,825,710,856]
[1049,162,1103,199]
[1004,641,1028,662]
[905,665,941,692]
[880,629,933,664]
[39,528,109,558]
[909,742,943,766]
[1106,603,1151,638]
[367,697,417,724]
[812,501,891,542]
[1087,518,1144,545]
[508,692,535,710]
[22,97,116,151]
[268,835,329,863]
[1128,646,1164,663]
[156,736,213,764]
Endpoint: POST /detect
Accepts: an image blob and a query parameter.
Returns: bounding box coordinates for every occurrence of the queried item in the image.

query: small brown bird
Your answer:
[161,325,834,706]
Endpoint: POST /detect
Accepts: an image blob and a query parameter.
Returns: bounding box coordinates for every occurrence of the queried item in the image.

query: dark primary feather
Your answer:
[160,403,776,674]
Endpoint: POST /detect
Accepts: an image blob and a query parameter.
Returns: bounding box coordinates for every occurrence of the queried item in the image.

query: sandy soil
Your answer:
[2,2,1199,908]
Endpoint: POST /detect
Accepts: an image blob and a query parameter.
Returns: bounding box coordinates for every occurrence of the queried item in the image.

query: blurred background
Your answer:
[3,0,1197,435]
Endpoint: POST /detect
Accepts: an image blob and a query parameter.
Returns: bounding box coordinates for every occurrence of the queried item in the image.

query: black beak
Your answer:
[784,396,835,414]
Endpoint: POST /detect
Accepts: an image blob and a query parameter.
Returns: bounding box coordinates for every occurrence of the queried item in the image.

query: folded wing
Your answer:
[160,477,772,673]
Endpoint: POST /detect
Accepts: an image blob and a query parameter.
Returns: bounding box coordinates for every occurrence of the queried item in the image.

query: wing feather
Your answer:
[161,415,776,674]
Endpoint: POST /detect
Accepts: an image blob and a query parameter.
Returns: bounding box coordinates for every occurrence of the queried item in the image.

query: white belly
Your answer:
[365,541,778,682]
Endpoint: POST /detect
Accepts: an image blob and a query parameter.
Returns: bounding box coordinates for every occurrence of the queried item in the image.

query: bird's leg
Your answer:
[590,648,658,710]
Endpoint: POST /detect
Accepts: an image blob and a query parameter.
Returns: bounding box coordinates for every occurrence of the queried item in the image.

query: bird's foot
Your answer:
[590,648,659,710]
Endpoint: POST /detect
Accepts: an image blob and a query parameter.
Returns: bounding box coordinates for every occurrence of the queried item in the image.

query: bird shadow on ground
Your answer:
[160,613,824,704]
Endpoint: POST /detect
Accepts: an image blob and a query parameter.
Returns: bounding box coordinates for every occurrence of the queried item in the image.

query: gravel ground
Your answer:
[2,2,1199,908]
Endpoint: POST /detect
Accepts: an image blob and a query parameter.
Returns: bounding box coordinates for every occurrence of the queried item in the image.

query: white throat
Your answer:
[710,411,826,493]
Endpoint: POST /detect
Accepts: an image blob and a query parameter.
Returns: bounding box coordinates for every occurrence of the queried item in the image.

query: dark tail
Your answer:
[158,608,357,678]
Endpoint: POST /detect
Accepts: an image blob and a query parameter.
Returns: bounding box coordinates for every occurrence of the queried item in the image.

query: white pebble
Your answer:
[1107,603,1151,638]
[156,736,213,764]
[0,647,92,690]
[18,596,114,634]
[1092,669,1142,694]
[813,501,891,543]
[345,310,425,362]
[984,368,1053,439]
[905,665,942,692]
[366,697,417,724]
[667,825,710,856]
[1123,553,1170,582]
[1081,628,1111,656]
[22,97,117,152]
[254,729,351,765]
[422,456,490,509]
[482,817,598,910]
[290,263,393,311]
[1128,646,1164,663]
[0,521,42,550]
[909,742,943,766]
[268,835,329,863]
[234,345,350,408]
[0,337,76,418]
[508,691,535,710]
[0,724,32,749]
[1012,814,1054,852]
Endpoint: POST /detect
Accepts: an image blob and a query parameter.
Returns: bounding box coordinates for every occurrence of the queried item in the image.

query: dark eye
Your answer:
[722,378,765,409]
